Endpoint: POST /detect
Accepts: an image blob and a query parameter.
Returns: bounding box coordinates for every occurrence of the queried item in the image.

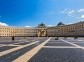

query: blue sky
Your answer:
[0,0,84,27]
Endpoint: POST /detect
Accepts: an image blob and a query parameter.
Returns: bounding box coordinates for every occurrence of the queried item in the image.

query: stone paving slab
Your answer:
[0,41,44,62]
[13,37,51,62]
[0,37,84,62]
[49,40,65,42]
[14,42,32,45]
[45,43,74,46]
[0,42,19,44]
[0,46,18,52]
[73,43,84,47]
[66,40,84,42]
[29,48,84,62]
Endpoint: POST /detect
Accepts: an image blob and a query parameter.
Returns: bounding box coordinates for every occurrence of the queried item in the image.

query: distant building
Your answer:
[0,21,84,37]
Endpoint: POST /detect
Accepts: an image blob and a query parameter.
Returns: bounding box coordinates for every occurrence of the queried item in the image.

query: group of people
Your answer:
[55,36,78,40]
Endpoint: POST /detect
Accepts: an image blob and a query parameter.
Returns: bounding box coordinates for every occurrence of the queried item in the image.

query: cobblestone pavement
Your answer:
[0,37,84,62]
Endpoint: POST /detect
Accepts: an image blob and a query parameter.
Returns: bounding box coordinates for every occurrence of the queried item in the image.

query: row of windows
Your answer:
[0,30,37,33]
[58,24,84,29]
[0,34,37,36]
[0,27,36,30]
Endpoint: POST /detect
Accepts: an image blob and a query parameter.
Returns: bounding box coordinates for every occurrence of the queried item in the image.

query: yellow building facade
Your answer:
[0,21,84,37]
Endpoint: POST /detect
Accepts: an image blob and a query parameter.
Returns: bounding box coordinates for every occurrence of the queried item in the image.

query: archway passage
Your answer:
[37,29,47,37]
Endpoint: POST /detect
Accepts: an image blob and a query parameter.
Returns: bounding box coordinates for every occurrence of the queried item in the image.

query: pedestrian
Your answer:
[12,36,14,41]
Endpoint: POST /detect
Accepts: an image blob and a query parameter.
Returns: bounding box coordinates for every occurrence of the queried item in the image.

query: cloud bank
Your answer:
[0,22,8,26]
[60,8,84,20]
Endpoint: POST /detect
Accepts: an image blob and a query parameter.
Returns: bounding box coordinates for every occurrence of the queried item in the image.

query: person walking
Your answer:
[12,36,14,41]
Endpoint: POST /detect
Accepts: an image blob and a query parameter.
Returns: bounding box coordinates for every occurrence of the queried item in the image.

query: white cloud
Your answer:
[0,22,8,26]
[76,15,84,19]
[60,8,84,15]
[81,15,84,18]
[47,25,53,27]
[60,8,84,21]
[25,26,31,27]
[60,9,75,16]
[78,9,84,12]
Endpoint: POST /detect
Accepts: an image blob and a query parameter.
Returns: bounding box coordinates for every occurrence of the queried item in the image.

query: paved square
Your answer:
[0,37,84,62]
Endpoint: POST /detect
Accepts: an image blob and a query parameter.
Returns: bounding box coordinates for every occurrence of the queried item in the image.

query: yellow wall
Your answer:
[0,22,84,37]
